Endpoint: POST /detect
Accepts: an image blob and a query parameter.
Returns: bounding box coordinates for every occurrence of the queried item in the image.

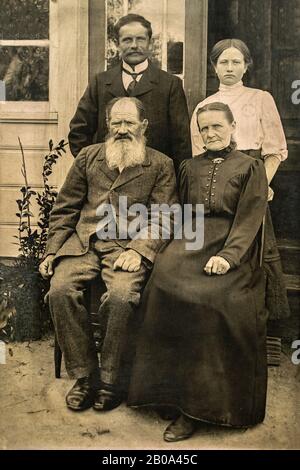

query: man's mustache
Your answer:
[126,50,144,55]
[114,134,133,141]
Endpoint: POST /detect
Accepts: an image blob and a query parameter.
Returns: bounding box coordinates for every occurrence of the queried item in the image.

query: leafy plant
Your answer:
[15,137,67,261]
[0,138,67,341]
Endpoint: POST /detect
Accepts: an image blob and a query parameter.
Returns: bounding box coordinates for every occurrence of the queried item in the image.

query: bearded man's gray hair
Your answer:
[105,97,147,171]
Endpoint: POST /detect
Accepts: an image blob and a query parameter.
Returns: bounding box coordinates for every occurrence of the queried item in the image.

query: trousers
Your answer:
[48,242,149,384]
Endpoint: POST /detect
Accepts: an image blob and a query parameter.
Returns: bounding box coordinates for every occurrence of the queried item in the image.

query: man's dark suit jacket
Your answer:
[68,62,192,169]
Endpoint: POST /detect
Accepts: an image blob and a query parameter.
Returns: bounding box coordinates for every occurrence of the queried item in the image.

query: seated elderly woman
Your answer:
[128,102,269,442]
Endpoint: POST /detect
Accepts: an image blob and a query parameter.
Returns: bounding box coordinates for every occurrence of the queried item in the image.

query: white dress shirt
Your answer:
[191,81,288,161]
[122,59,149,91]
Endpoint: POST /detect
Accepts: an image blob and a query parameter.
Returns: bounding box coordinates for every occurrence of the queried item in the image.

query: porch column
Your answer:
[184,0,208,116]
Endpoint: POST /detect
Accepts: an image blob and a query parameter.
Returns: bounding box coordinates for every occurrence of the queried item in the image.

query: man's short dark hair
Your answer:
[114,14,152,41]
[106,97,147,122]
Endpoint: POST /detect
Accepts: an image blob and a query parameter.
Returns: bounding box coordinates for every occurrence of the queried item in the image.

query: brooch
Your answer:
[212,158,224,164]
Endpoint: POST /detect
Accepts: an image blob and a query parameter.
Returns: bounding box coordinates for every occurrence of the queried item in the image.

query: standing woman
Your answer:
[190,39,290,321]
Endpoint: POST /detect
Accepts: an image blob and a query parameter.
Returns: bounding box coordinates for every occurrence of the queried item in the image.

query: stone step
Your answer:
[267,336,281,366]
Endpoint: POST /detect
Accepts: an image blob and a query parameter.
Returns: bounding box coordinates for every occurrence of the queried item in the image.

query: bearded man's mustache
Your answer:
[114,134,133,141]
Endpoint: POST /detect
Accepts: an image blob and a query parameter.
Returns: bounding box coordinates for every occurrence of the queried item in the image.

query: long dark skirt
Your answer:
[128,216,268,427]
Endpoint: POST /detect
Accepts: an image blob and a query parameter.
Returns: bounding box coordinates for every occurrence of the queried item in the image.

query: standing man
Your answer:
[69,13,192,170]
[40,97,178,412]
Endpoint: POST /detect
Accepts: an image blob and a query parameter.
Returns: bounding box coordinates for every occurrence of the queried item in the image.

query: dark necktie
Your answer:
[122,68,143,95]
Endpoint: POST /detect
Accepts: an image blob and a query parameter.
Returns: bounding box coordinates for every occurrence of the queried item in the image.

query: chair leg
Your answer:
[54,335,62,378]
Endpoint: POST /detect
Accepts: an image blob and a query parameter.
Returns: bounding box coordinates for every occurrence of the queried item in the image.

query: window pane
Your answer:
[167,0,185,74]
[0,0,49,40]
[0,46,49,101]
[106,0,125,68]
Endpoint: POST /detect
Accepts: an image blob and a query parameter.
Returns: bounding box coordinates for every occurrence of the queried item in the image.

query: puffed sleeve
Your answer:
[260,91,288,161]
[190,103,207,156]
[217,159,268,268]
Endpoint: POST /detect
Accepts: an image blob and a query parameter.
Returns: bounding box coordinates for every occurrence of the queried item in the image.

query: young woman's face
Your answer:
[214,47,247,86]
[197,110,236,152]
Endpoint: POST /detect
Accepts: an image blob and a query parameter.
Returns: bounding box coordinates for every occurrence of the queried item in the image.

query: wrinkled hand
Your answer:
[39,255,55,279]
[204,256,230,276]
[113,249,142,272]
[268,186,274,202]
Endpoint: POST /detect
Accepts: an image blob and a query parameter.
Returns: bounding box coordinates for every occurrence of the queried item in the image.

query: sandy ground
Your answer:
[0,337,299,450]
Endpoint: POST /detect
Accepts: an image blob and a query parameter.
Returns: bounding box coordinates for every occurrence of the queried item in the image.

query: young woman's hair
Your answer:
[210,39,253,69]
[196,102,235,125]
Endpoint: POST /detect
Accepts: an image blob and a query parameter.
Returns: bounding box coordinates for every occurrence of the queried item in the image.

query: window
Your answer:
[0,0,49,102]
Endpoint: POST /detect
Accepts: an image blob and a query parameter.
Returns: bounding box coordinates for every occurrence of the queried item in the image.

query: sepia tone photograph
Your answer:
[0,0,299,451]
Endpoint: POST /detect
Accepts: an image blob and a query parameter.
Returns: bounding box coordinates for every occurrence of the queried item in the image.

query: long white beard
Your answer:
[105,135,146,171]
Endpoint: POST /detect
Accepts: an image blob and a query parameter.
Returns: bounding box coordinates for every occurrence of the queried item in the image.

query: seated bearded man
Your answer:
[39,97,178,412]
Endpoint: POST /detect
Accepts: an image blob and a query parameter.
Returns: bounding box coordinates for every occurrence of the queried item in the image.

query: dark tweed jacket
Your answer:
[45,143,178,264]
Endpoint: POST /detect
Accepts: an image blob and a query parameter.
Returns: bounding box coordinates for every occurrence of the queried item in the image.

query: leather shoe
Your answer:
[163,414,197,442]
[93,384,123,411]
[66,376,96,411]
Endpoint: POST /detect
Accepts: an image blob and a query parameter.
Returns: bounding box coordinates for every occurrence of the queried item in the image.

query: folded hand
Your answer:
[39,255,55,279]
[204,256,230,276]
[113,249,142,272]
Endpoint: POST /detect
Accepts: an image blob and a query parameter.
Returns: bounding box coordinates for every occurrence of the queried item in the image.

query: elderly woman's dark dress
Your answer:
[128,145,268,427]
